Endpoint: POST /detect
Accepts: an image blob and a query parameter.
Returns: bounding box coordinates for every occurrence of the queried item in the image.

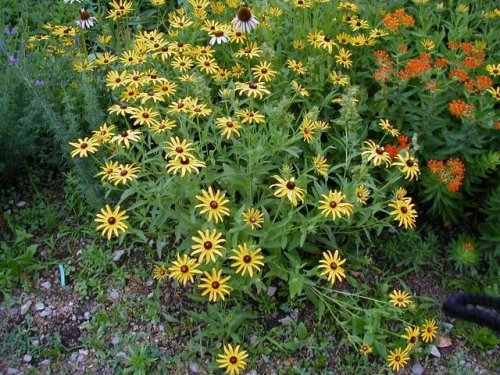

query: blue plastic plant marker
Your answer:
[59,264,66,288]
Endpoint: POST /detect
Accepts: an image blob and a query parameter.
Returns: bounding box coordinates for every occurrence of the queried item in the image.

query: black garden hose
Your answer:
[443,293,500,333]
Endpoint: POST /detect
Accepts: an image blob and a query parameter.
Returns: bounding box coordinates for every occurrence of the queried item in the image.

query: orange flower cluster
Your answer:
[449,99,475,118]
[435,58,448,69]
[463,75,492,93]
[398,53,432,80]
[427,158,466,192]
[446,40,488,93]
[373,50,394,82]
[386,135,409,159]
[382,9,415,31]
[463,242,474,251]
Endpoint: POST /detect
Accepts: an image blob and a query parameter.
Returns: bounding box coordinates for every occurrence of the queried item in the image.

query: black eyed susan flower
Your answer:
[195,187,231,223]
[402,326,420,347]
[95,205,129,240]
[165,137,195,160]
[171,56,194,72]
[369,28,388,39]
[191,229,225,264]
[294,0,312,8]
[235,108,266,124]
[251,61,277,82]
[287,59,308,74]
[229,243,265,277]
[318,250,347,284]
[271,176,306,207]
[420,319,438,343]
[360,344,373,355]
[216,117,242,139]
[392,151,421,181]
[69,137,99,158]
[168,254,202,286]
[108,103,132,116]
[235,81,271,99]
[329,71,349,86]
[387,347,410,372]
[231,63,245,78]
[150,118,176,134]
[129,106,160,127]
[154,81,178,98]
[336,32,351,44]
[389,289,412,308]
[229,29,246,44]
[209,26,231,45]
[300,118,316,142]
[110,163,140,185]
[234,42,262,59]
[378,119,400,137]
[388,198,417,229]
[291,81,309,97]
[119,50,141,66]
[94,52,117,66]
[167,97,193,115]
[486,63,500,77]
[313,155,329,177]
[362,140,391,167]
[242,208,264,230]
[107,0,134,21]
[96,161,120,182]
[216,344,248,375]
[355,185,370,204]
[152,265,168,281]
[187,100,213,118]
[197,56,219,74]
[110,129,142,149]
[198,268,232,302]
[394,187,410,202]
[318,34,338,54]
[486,87,500,101]
[231,7,259,33]
[166,157,206,177]
[335,47,353,68]
[318,190,353,220]
[91,123,116,144]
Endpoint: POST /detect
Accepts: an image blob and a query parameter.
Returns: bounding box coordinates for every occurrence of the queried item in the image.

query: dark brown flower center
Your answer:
[108,217,116,225]
[427,327,432,332]
[229,356,238,364]
[210,201,218,209]
[175,147,183,153]
[120,104,127,109]
[401,206,408,214]
[286,181,295,190]
[237,7,252,22]
[180,158,190,165]
[410,337,417,343]
[249,82,258,89]
[324,36,331,42]
[261,68,268,73]
[398,297,404,302]
[395,356,401,362]
[203,241,213,250]
[80,143,88,149]
[214,30,224,37]
[376,147,384,155]
[180,265,188,273]
[243,255,252,263]
[226,121,234,128]
[80,11,90,21]
[211,281,220,289]
[120,169,128,176]
[249,217,256,223]
[406,159,414,167]
[329,201,337,208]
[330,262,337,270]
[142,112,149,119]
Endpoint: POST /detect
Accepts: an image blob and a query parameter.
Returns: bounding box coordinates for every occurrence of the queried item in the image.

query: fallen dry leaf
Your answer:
[436,336,452,348]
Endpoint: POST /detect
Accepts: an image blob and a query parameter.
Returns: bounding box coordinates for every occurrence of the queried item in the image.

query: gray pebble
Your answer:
[21,301,32,315]
[41,281,52,290]
[146,279,154,287]
[16,201,26,208]
[35,302,45,311]
[7,368,19,374]
[412,361,424,375]
[109,290,119,300]
[40,359,50,366]
[40,308,52,317]
[112,250,125,261]
[23,354,32,363]
[84,311,91,320]
[267,286,277,297]
[430,345,441,358]
[189,362,200,373]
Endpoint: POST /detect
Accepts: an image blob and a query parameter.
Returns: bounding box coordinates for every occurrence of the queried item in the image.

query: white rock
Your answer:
[23,354,32,363]
[40,359,50,366]
[35,302,45,311]
[41,281,52,290]
[70,352,78,362]
[40,308,52,317]
[189,362,200,373]
[279,316,294,326]
[31,340,39,347]
[109,290,119,300]
[113,250,125,261]
[84,311,90,320]
[21,301,32,315]
[146,279,154,287]
[111,334,120,346]
[147,292,153,299]
[267,286,277,297]
[16,201,26,208]
[7,368,19,374]
[430,345,441,358]
[411,361,424,375]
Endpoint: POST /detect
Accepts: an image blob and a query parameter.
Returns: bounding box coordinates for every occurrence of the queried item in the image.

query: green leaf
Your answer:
[296,322,308,340]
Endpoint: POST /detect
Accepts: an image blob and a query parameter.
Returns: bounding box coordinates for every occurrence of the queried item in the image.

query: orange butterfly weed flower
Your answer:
[428,158,466,192]
[449,100,474,118]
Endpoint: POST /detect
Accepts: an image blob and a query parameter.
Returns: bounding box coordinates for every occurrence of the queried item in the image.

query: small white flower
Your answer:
[64,0,82,3]
[231,7,259,34]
